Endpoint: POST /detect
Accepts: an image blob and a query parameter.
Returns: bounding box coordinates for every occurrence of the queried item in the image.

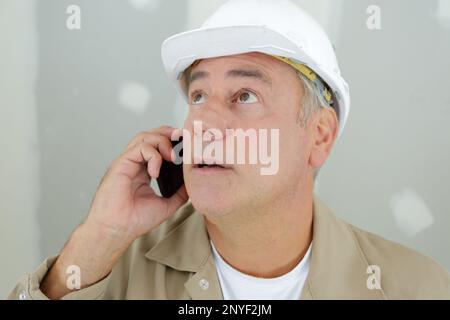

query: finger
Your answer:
[114,142,162,180]
[125,133,174,162]
[125,126,175,152]
[155,125,177,138]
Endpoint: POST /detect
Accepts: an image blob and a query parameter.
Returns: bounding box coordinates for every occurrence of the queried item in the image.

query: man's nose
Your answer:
[187,96,231,140]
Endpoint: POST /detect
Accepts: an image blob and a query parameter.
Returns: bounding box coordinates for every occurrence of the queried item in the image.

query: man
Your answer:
[9,0,449,300]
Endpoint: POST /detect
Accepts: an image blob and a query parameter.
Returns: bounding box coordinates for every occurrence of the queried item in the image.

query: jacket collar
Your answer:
[145,197,387,299]
[145,202,223,299]
[145,202,211,273]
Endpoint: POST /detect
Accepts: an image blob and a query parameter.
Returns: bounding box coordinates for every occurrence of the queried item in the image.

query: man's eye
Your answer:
[191,92,206,105]
[236,90,258,104]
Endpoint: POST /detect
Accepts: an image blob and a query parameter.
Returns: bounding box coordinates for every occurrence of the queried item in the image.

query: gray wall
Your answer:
[1,0,449,297]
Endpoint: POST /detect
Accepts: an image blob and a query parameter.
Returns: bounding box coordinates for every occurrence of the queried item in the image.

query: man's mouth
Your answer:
[195,164,223,168]
[192,162,233,174]
[193,163,227,169]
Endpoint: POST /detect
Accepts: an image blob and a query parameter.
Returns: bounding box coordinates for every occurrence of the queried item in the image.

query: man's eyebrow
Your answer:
[188,68,272,86]
[189,70,209,83]
[226,69,272,86]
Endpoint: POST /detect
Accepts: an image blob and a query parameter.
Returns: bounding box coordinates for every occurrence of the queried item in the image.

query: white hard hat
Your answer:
[161,0,350,136]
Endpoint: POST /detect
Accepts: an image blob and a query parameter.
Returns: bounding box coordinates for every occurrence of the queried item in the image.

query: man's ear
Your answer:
[309,107,338,169]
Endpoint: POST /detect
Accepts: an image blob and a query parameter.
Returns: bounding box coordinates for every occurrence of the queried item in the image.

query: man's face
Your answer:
[182,52,317,217]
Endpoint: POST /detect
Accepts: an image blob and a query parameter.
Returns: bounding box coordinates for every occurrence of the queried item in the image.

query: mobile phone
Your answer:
[156,137,184,198]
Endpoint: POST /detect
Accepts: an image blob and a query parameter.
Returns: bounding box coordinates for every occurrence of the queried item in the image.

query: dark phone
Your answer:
[156,138,184,198]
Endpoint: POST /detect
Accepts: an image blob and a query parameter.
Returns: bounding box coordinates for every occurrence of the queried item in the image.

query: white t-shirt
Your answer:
[211,241,312,300]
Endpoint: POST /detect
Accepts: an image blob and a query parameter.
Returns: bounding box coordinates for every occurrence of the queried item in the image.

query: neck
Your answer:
[205,184,313,278]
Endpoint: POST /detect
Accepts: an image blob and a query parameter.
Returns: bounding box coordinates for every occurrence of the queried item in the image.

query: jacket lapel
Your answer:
[145,204,224,299]
[184,253,224,299]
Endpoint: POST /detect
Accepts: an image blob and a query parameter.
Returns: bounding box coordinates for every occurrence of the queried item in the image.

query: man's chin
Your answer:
[188,187,235,217]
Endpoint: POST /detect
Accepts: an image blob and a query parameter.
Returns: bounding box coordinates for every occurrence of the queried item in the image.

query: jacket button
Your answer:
[19,291,28,300]
[198,278,209,290]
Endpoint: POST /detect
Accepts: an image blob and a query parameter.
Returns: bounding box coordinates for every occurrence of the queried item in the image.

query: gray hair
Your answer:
[296,72,336,180]
[296,71,334,127]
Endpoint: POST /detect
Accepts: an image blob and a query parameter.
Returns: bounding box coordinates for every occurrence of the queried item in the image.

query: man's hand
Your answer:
[40,126,188,299]
[86,125,187,240]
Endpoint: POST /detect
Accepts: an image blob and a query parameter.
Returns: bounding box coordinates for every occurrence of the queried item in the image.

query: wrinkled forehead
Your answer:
[196,52,280,67]
[179,52,291,92]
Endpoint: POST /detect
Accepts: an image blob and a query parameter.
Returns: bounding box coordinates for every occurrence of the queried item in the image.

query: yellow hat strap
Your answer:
[272,55,333,106]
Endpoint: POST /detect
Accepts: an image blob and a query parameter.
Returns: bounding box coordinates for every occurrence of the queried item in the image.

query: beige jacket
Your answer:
[8,197,450,300]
